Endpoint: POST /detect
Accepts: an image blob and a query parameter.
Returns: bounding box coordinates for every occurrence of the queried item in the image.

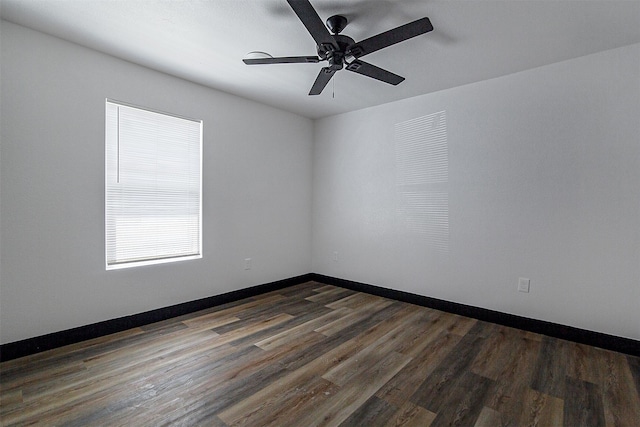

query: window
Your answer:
[395,111,449,254]
[105,100,202,269]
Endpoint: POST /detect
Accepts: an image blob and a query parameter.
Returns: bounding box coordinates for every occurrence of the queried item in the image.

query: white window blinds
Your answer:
[105,100,202,269]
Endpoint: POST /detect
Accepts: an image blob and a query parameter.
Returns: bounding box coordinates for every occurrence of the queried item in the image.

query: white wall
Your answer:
[0,21,313,344]
[2,20,638,346]
[312,43,640,340]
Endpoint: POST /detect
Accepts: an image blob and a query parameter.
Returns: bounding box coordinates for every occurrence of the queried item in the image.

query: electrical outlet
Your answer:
[518,277,530,293]
[244,258,252,270]
[333,251,339,262]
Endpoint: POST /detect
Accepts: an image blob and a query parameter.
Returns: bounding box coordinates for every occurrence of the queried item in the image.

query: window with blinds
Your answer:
[395,111,449,254]
[105,100,202,270]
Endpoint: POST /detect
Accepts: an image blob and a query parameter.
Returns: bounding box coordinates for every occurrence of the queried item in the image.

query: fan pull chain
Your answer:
[332,75,335,99]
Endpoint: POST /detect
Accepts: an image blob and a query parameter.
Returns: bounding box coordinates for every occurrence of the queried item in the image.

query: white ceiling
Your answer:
[2,0,639,119]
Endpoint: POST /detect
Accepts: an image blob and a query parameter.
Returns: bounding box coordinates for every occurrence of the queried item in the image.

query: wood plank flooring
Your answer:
[1,281,639,426]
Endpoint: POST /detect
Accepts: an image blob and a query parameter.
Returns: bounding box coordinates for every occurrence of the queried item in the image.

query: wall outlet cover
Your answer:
[518,277,530,293]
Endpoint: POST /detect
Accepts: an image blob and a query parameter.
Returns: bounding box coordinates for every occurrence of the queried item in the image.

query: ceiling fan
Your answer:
[243,0,434,95]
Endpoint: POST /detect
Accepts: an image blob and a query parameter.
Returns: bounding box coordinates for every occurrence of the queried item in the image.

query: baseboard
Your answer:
[310,273,640,358]
[3,272,637,362]
[0,273,313,362]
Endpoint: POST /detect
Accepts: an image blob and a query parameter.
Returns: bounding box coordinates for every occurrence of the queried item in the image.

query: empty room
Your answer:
[1,0,639,426]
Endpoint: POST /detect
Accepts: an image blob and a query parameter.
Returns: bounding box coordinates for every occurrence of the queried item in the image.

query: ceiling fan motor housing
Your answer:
[317,34,356,69]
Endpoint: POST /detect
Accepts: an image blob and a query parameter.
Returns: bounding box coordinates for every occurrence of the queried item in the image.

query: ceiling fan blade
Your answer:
[349,17,433,58]
[309,67,336,95]
[287,0,339,52]
[346,60,404,85]
[243,56,320,65]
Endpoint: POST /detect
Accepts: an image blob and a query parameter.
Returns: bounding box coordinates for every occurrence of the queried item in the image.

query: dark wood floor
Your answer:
[1,281,639,426]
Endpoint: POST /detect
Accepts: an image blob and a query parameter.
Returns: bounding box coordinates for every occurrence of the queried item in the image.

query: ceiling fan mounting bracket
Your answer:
[326,15,348,35]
